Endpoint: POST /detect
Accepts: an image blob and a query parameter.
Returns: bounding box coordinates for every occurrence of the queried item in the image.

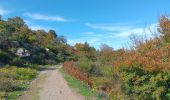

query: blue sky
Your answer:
[0,0,170,49]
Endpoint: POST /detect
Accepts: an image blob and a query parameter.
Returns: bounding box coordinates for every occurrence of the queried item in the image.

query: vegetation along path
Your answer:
[20,65,84,100]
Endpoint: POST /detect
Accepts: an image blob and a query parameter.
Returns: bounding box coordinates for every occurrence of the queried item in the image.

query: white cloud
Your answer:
[114,23,158,38]
[68,35,124,50]
[29,25,45,30]
[24,19,31,24]
[86,22,158,38]
[67,32,101,46]
[0,8,9,15]
[68,22,158,49]
[23,19,54,31]
[114,28,145,37]
[29,25,54,31]
[85,23,134,31]
[24,13,70,22]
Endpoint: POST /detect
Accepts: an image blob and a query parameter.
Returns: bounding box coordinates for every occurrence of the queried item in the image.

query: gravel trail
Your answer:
[20,66,84,100]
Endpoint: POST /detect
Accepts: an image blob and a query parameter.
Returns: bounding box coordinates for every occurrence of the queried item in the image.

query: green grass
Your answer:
[7,80,31,100]
[60,68,103,100]
[8,91,23,100]
[0,79,33,100]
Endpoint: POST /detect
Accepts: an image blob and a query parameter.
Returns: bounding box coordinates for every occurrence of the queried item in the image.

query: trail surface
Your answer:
[20,66,84,100]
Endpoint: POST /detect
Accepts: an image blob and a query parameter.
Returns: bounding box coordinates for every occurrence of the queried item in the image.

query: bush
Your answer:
[76,57,93,73]
[63,61,93,87]
[0,72,14,92]
[101,66,113,77]
[120,67,170,100]
[112,49,170,99]
[16,68,37,80]
[0,50,12,65]
[10,57,26,67]
[0,50,9,62]
[89,64,102,76]
[0,66,37,92]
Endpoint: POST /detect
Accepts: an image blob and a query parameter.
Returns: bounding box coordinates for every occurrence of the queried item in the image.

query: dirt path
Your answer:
[20,66,84,100]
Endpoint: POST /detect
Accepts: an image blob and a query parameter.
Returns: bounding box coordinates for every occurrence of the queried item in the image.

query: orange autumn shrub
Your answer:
[158,16,170,43]
[112,17,170,99]
[63,61,93,87]
[112,42,170,99]
[113,39,170,72]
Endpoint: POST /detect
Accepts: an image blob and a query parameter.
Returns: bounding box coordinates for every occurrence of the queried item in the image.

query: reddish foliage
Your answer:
[113,39,170,72]
[63,61,93,87]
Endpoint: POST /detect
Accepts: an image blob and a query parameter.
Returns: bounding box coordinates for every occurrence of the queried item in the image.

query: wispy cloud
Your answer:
[68,32,101,46]
[113,23,158,38]
[68,33,124,50]
[86,22,158,38]
[68,22,158,49]
[68,37,101,47]
[29,25,51,31]
[24,12,70,22]
[0,8,9,15]
[24,19,54,31]
[85,23,134,32]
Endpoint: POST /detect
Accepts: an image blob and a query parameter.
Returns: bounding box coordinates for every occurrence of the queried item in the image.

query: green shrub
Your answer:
[76,57,93,73]
[10,57,26,67]
[120,67,170,100]
[0,72,14,92]
[101,66,113,77]
[89,64,102,76]
[16,68,37,80]
[0,50,11,64]
[0,66,38,80]
[0,66,37,94]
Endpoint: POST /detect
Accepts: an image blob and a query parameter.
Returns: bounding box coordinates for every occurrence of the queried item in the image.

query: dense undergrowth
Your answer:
[0,66,37,99]
[63,16,170,99]
[2,15,170,100]
[0,16,77,99]
[60,68,105,100]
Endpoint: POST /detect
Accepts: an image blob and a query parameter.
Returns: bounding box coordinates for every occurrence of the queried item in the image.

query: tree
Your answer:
[100,44,113,52]
[0,15,2,21]
[84,42,90,51]
[16,26,30,42]
[58,36,67,44]
[75,43,84,51]
[7,17,25,29]
[0,19,10,49]
[98,44,114,66]
[48,30,57,38]
[74,42,96,61]
[158,16,170,43]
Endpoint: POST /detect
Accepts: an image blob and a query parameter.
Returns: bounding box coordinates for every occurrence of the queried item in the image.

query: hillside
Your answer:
[1,16,170,99]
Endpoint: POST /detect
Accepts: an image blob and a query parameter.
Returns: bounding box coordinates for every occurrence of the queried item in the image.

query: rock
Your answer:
[16,48,30,57]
